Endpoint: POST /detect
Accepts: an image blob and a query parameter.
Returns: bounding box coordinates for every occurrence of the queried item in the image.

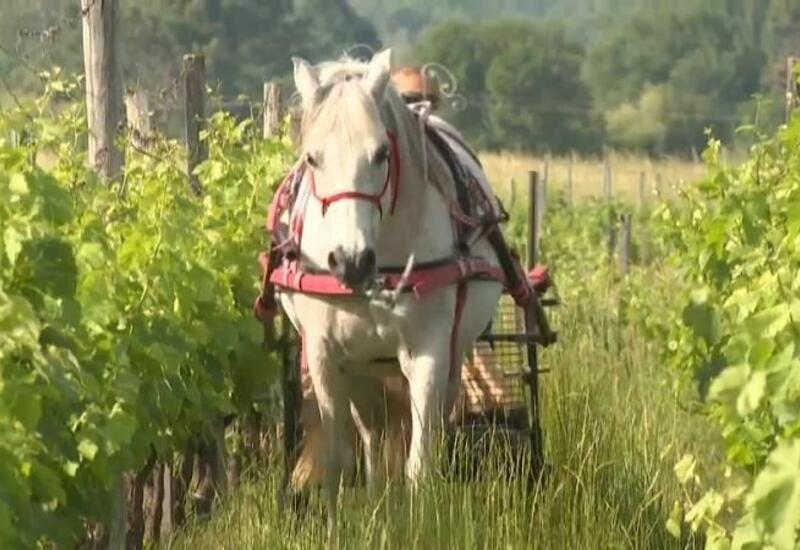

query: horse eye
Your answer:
[372,144,389,164]
[306,152,319,168]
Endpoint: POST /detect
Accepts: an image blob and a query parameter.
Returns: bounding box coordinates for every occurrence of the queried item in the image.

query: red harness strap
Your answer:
[254,124,548,384]
[268,256,505,300]
[449,281,468,382]
[309,132,401,218]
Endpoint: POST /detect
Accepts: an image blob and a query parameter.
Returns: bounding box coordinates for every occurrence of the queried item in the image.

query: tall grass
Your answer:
[162,282,718,549]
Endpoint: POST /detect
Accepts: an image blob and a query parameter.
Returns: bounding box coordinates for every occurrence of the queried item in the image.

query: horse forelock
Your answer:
[299,57,408,154]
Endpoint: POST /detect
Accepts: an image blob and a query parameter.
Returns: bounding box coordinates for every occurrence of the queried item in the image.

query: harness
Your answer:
[254,117,550,378]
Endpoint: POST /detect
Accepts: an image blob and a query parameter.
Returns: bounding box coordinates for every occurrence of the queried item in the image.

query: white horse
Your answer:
[276,49,504,533]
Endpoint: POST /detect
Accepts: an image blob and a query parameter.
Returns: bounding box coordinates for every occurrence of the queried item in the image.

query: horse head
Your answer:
[293,50,397,290]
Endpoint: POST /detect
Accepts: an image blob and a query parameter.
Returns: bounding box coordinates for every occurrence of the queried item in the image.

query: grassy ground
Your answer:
[160,282,719,549]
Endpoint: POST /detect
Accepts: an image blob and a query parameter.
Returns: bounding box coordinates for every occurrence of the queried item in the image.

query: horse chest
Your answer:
[285,293,401,360]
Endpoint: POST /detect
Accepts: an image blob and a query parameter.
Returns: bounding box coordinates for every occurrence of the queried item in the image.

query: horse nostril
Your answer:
[327,251,338,271]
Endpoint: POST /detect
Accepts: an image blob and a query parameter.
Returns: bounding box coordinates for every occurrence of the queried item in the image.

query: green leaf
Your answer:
[3,227,24,266]
[675,454,697,485]
[705,524,731,550]
[730,513,762,550]
[14,237,78,303]
[9,172,29,195]
[77,242,107,269]
[737,371,766,416]
[102,404,138,453]
[746,440,800,549]
[710,365,749,407]
[683,299,720,346]
[11,393,41,430]
[747,305,790,340]
[78,439,99,461]
[746,339,774,370]
[686,489,724,532]
[666,500,683,539]
[63,461,79,477]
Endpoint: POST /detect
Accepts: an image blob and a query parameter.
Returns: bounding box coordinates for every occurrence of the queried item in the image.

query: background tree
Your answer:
[484,23,600,153]
[0,0,380,99]
[416,20,601,152]
[585,5,764,153]
[2,0,797,155]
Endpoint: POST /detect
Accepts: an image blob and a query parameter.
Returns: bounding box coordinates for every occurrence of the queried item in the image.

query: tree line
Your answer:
[1,0,798,155]
[411,0,800,154]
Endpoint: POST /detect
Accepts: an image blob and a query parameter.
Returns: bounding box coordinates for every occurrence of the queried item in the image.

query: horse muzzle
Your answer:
[327,246,377,290]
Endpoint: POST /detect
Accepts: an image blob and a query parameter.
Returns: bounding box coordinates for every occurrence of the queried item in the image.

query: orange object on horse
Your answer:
[391,65,441,109]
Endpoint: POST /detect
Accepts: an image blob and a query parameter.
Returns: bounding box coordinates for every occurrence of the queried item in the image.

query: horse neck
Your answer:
[376,99,456,266]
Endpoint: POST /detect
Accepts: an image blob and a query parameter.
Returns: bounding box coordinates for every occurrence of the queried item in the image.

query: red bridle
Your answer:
[308,131,401,218]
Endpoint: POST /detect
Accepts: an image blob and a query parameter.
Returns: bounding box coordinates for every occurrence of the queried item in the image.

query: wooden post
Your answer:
[143,462,164,544]
[542,159,550,199]
[263,81,282,139]
[170,443,195,528]
[787,57,799,123]
[184,54,206,196]
[509,178,516,209]
[617,214,632,274]
[124,453,155,550]
[637,171,646,209]
[602,157,612,201]
[538,171,547,235]
[566,157,573,206]
[527,171,540,267]
[124,90,151,149]
[107,477,126,550]
[525,170,544,476]
[81,0,122,181]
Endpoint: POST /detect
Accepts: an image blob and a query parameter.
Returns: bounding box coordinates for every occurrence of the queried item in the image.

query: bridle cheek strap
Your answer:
[309,131,401,218]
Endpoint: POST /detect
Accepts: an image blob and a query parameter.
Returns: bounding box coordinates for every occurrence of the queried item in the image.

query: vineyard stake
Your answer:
[566,156,573,206]
[184,54,206,196]
[81,0,122,182]
[602,156,612,201]
[124,89,151,149]
[617,213,632,274]
[264,81,282,139]
[637,171,646,209]
[526,170,544,476]
[787,57,799,123]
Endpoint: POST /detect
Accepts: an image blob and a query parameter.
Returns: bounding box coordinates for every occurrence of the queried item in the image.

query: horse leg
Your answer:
[399,342,453,485]
[305,345,348,541]
[348,373,387,498]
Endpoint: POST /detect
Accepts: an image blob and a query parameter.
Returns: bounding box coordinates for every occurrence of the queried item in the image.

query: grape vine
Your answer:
[0,75,292,547]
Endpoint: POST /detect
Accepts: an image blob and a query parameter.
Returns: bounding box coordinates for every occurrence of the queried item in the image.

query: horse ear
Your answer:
[293,57,320,110]
[362,48,393,104]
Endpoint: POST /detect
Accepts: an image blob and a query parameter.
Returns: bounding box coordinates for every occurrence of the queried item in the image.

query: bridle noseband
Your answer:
[308,131,401,218]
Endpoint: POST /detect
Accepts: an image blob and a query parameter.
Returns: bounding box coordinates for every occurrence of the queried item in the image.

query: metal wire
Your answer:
[457,295,529,427]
